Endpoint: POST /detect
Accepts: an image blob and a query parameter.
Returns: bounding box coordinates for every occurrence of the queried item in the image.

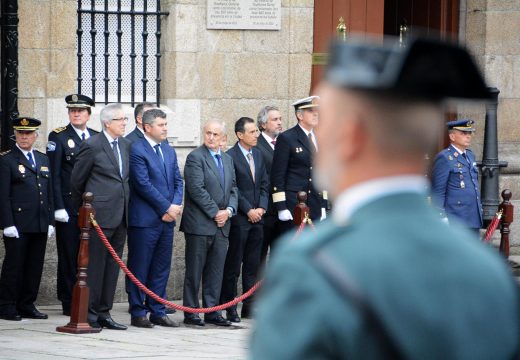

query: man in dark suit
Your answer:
[0,117,54,321]
[125,102,155,143]
[71,103,130,330]
[255,106,283,262]
[127,109,183,328]
[47,94,98,316]
[270,96,328,233]
[220,117,269,322]
[180,120,238,327]
[431,119,483,234]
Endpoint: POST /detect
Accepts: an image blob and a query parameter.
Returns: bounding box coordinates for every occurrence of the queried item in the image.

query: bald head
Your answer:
[203,119,226,152]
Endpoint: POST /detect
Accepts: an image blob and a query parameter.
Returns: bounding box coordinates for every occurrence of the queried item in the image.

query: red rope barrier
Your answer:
[89,213,316,313]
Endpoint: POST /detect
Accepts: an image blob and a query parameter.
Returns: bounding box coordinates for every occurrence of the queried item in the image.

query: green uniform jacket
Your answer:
[251,193,520,359]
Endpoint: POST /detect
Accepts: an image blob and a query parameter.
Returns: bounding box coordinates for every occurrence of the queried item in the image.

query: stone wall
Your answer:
[460,0,520,250]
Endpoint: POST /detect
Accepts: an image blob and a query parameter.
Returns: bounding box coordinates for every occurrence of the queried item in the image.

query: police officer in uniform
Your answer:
[270,96,328,233]
[47,94,98,315]
[431,119,483,234]
[0,117,55,321]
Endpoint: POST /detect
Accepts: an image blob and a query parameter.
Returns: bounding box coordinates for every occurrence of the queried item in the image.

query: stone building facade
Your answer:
[0,0,518,305]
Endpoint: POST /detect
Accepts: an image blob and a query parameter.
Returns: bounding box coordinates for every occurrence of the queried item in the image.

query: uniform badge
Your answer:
[40,166,49,172]
[67,139,75,148]
[72,94,78,102]
[460,181,465,189]
[457,163,462,168]
[453,152,458,158]
[20,118,29,126]
[47,141,56,152]
[448,155,453,160]
[18,164,25,174]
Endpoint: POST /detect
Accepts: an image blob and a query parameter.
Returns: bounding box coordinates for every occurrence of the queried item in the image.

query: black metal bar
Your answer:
[103,0,109,104]
[130,0,136,106]
[155,0,162,106]
[116,0,122,103]
[78,9,169,16]
[142,1,149,102]
[478,87,508,226]
[77,0,83,94]
[90,0,97,102]
[1,0,19,151]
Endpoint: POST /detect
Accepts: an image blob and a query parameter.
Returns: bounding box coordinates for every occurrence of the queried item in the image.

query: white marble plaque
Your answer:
[207,0,281,30]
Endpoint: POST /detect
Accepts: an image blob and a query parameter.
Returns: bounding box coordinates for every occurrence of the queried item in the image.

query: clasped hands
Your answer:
[162,204,183,223]
[214,209,231,228]
[247,208,265,223]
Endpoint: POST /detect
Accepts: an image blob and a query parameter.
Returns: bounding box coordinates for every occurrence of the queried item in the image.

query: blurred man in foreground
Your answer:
[251,37,520,359]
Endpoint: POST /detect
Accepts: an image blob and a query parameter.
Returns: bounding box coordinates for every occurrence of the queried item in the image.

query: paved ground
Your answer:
[0,303,252,360]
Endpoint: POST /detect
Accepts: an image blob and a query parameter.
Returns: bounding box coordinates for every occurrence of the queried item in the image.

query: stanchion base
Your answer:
[56,323,102,334]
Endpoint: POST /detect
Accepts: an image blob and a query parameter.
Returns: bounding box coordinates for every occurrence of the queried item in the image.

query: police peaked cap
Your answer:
[325,37,491,101]
[13,117,41,131]
[65,94,95,108]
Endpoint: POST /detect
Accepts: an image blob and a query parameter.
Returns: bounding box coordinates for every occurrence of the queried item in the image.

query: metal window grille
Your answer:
[77,0,169,106]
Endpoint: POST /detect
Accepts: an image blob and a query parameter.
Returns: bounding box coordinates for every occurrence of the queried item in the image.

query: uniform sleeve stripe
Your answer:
[322,191,328,200]
[272,192,286,203]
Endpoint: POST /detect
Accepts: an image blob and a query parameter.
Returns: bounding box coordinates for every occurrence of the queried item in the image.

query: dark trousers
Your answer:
[260,214,283,264]
[0,233,47,315]
[87,222,126,323]
[56,217,80,311]
[127,224,174,319]
[220,222,263,312]
[182,232,228,318]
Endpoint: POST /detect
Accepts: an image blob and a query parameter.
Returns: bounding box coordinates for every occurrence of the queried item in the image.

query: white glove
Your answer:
[441,217,449,225]
[278,210,293,222]
[48,225,55,238]
[3,226,19,238]
[320,208,327,221]
[54,209,69,223]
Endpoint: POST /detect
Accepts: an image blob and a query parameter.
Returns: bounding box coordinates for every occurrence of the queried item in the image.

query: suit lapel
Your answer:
[145,140,167,179]
[295,125,311,153]
[233,144,254,183]
[203,147,224,191]
[101,135,121,178]
[257,134,274,155]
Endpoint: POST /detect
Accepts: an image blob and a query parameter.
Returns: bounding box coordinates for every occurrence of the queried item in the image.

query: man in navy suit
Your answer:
[125,102,155,143]
[431,119,483,234]
[127,109,183,328]
[220,117,269,322]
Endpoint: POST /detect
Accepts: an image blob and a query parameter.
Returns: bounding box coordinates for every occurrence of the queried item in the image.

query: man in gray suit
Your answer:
[71,103,131,331]
[125,102,155,143]
[180,119,238,327]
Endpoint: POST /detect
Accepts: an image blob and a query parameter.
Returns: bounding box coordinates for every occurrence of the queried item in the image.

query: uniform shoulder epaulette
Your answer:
[0,150,11,156]
[52,126,67,133]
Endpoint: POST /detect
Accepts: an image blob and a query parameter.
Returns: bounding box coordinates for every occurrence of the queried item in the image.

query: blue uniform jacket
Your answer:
[128,138,184,228]
[431,145,483,229]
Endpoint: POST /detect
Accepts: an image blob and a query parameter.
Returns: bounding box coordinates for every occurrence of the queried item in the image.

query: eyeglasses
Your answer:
[112,117,129,122]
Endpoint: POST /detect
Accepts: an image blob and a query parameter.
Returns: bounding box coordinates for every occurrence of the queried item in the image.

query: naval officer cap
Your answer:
[447,119,475,132]
[292,96,320,111]
[13,117,41,131]
[324,36,491,101]
[65,94,95,108]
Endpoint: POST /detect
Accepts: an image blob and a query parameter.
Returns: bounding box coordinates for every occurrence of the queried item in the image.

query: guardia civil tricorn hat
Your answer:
[325,36,491,101]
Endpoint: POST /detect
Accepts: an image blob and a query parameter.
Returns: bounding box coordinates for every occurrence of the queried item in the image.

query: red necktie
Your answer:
[271,140,276,147]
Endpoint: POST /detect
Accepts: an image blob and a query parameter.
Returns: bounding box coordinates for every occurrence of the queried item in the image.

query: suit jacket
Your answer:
[270,124,327,220]
[71,132,131,229]
[227,142,269,226]
[180,145,238,237]
[0,147,54,232]
[252,192,520,359]
[125,126,145,143]
[47,124,99,214]
[431,145,483,228]
[255,134,276,216]
[128,138,184,228]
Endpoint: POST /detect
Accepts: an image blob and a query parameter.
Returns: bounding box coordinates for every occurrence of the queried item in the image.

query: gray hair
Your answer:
[142,109,167,128]
[257,105,279,130]
[100,103,124,130]
[204,119,226,134]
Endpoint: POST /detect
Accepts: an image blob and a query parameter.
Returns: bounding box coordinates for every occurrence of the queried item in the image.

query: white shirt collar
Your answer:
[71,124,89,140]
[261,132,276,147]
[103,130,117,144]
[450,144,465,155]
[237,142,253,159]
[332,175,429,225]
[144,133,159,148]
[136,126,144,135]
[16,144,34,157]
[298,124,313,137]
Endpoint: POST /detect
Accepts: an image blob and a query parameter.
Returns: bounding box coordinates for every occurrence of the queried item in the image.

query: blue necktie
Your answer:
[81,132,86,141]
[27,152,35,168]
[154,144,167,173]
[215,154,225,185]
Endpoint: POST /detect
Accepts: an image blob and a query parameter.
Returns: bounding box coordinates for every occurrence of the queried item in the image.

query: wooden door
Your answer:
[311,0,459,92]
